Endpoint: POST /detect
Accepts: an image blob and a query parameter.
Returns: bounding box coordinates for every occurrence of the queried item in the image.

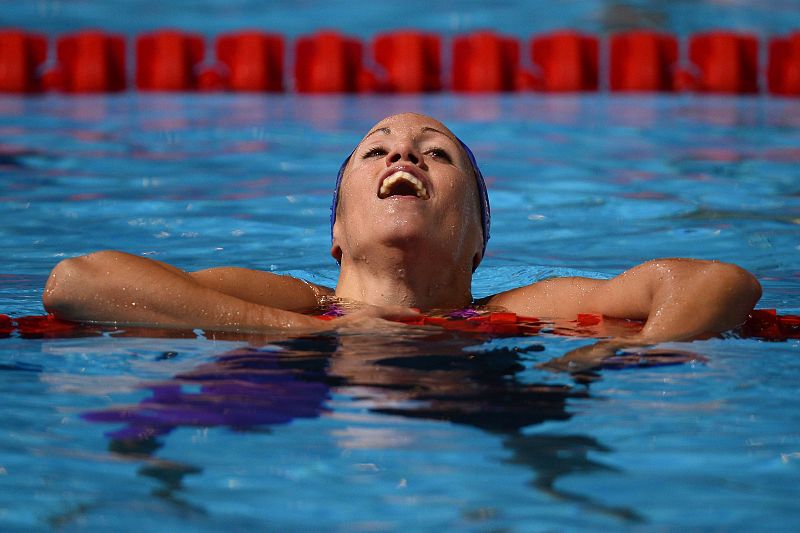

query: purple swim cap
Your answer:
[330,138,490,268]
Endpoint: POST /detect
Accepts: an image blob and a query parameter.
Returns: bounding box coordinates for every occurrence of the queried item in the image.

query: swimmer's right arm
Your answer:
[42,250,330,331]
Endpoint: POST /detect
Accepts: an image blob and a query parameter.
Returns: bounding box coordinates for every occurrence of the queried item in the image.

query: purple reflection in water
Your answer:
[84,340,336,440]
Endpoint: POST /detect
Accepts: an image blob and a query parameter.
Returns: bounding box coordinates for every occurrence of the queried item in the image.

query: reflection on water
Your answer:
[84,329,642,523]
[6,92,797,527]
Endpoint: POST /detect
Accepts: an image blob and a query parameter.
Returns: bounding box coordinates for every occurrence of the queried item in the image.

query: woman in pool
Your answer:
[42,112,762,367]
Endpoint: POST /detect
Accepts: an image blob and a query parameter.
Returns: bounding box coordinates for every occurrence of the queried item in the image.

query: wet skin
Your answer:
[42,112,763,370]
[332,113,484,309]
[35,111,765,525]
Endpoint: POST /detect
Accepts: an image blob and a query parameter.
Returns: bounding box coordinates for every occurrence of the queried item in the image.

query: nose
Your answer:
[386,142,424,168]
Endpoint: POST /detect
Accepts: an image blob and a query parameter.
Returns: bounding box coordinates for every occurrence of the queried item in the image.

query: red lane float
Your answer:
[317,311,548,336]
[531,31,599,92]
[53,31,126,93]
[740,309,800,340]
[217,31,284,92]
[319,310,800,341]
[768,32,800,96]
[372,31,441,93]
[295,31,376,93]
[0,29,47,93]
[1,314,100,338]
[136,30,205,91]
[452,31,535,92]
[403,311,544,336]
[610,31,678,92]
[4,28,800,95]
[0,311,798,340]
[15,314,84,337]
[688,31,759,93]
[0,314,12,337]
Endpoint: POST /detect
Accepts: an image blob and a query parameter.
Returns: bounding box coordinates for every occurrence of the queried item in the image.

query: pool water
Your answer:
[1,93,800,531]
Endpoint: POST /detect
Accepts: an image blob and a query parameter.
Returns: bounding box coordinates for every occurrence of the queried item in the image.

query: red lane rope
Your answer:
[2,29,799,94]
[1,310,797,341]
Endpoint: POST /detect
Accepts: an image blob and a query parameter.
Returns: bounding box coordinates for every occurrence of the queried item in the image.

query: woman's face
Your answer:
[331,113,483,269]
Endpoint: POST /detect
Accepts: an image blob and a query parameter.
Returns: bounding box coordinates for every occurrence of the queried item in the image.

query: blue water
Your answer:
[2,0,800,529]
[3,0,800,37]
[1,93,799,531]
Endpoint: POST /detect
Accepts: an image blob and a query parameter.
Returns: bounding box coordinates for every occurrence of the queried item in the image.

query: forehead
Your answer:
[360,113,459,145]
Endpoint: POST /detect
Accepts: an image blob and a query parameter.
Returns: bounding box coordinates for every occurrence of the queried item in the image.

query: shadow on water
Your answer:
[82,328,644,523]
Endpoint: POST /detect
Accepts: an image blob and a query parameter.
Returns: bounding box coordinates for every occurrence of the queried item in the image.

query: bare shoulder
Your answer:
[190,267,334,312]
[484,258,760,321]
[485,276,606,318]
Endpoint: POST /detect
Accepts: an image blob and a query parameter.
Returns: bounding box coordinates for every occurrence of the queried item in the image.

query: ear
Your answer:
[330,243,343,263]
[330,220,343,263]
[471,251,482,272]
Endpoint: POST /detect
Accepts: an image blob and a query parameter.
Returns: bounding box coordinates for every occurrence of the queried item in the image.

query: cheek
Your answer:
[339,163,377,202]
[438,176,480,219]
[337,185,373,234]
[440,179,482,244]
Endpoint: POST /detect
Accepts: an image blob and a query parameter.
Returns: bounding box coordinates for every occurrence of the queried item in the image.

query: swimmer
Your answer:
[42,112,762,369]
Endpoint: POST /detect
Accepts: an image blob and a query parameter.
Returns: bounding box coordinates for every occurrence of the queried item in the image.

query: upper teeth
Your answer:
[379,171,429,199]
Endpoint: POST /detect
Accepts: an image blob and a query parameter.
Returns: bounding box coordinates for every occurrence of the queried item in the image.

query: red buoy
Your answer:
[372,31,441,93]
[688,31,759,94]
[196,66,225,91]
[0,309,798,341]
[531,31,599,92]
[15,314,86,338]
[768,32,800,96]
[136,30,205,91]
[295,31,374,93]
[216,31,284,92]
[0,29,47,93]
[610,31,678,92]
[0,314,12,337]
[452,31,526,92]
[741,309,800,340]
[55,31,126,93]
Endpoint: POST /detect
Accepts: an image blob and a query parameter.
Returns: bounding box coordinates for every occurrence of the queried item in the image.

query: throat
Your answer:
[335,257,473,310]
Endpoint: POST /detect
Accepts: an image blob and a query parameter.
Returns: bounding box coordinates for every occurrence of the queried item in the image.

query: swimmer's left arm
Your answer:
[492,258,761,372]
[491,258,762,344]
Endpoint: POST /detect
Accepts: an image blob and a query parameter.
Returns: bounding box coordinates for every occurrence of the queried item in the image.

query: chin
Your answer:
[375,215,428,241]
[380,230,427,249]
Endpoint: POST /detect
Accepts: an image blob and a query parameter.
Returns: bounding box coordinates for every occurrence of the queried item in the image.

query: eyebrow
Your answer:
[363,126,456,142]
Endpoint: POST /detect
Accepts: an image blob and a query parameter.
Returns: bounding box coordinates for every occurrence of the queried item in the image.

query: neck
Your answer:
[335,249,473,309]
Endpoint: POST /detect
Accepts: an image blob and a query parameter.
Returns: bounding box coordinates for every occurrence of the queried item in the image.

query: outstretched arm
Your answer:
[43,250,335,331]
[489,258,762,369]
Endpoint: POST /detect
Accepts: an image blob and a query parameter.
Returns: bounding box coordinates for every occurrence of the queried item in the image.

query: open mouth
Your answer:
[378,171,430,199]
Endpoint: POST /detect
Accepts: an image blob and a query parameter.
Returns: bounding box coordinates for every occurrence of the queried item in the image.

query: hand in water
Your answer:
[298,305,425,334]
[539,339,627,373]
[540,339,704,374]
[335,305,422,327]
